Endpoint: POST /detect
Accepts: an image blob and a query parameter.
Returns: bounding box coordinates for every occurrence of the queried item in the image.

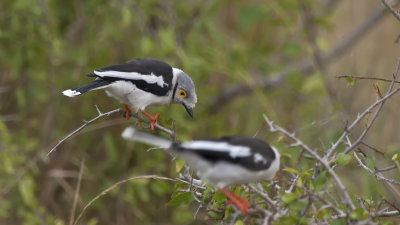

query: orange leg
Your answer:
[124,104,131,120]
[141,110,160,132]
[220,189,249,214]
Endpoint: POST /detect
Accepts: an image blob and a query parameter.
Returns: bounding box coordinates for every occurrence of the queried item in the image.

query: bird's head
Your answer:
[172,69,197,118]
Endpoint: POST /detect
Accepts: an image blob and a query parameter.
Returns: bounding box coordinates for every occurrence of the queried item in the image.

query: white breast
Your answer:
[104,81,171,111]
[178,150,280,189]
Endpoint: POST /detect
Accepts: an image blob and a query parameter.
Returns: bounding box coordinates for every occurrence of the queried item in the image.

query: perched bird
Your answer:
[122,128,280,213]
[63,58,197,131]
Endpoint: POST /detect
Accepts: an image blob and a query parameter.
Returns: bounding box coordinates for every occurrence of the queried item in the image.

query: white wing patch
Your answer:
[94,70,168,88]
[181,141,251,158]
[253,153,267,164]
[62,89,81,97]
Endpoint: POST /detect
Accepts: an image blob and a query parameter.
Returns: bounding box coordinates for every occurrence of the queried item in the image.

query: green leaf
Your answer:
[288,199,308,212]
[213,190,227,203]
[282,193,299,204]
[151,181,171,196]
[238,5,267,31]
[336,153,352,165]
[121,7,132,27]
[16,87,26,108]
[304,153,315,160]
[202,186,213,202]
[330,218,345,225]
[316,36,329,52]
[392,153,398,161]
[283,42,301,58]
[283,168,299,174]
[275,214,301,225]
[313,170,329,192]
[345,77,358,87]
[350,208,364,220]
[18,177,37,208]
[175,158,185,173]
[207,210,221,219]
[166,192,194,207]
[301,73,324,95]
[234,220,244,225]
[104,133,118,165]
[365,155,375,168]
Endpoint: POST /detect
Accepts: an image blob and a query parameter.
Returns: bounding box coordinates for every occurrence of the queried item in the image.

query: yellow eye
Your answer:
[178,90,187,98]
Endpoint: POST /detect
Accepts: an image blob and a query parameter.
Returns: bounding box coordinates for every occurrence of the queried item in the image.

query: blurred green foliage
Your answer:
[1,0,398,224]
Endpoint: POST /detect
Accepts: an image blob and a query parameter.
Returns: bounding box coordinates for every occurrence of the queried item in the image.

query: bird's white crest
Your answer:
[94,71,168,88]
[172,67,183,77]
[180,141,251,158]
[62,89,81,97]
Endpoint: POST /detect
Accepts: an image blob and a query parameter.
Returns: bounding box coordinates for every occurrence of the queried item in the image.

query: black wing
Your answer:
[86,58,174,96]
[175,135,277,171]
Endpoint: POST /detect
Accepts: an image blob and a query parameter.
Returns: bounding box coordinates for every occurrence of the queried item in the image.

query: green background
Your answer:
[1,0,400,224]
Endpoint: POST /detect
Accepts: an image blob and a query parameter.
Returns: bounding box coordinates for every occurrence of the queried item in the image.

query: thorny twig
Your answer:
[352,153,400,186]
[210,2,394,110]
[68,159,85,225]
[326,75,400,158]
[248,184,276,210]
[47,106,176,157]
[341,58,400,155]
[73,175,175,225]
[337,75,400,83]
[382,0,400,22]
[375,164,397,173]
[263,114,356,210]
[47,106,123,156]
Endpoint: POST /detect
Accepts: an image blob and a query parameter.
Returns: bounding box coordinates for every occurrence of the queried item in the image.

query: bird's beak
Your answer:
[183,103,193,118]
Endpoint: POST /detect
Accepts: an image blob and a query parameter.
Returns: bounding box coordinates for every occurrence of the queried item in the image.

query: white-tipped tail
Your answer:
[122,127,172,149]
[62,89,81,97]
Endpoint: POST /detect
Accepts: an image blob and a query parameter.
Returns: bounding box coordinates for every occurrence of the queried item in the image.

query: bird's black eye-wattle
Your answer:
[178,89,187,98]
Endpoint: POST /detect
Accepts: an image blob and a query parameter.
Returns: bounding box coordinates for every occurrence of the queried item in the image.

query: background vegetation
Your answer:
[1,0,400,224]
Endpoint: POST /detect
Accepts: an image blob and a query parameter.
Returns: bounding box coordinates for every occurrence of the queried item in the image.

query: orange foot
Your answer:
[220,188,249,214]
[141,110,160,132]
[123,104,131,120]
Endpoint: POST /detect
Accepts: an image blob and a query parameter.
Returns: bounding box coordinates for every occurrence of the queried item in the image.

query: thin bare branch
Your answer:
[360,141,386,155]
[342,57,400,154]
[47,107,176,157]
[382,0,400,21]
[210,3,393,110]
[376,164,397,173]
[337,75,400,83]
[248,184,276,210]
[69,159,85,225]
[353,152,400,186]
[47,107,123,157]
[263,114,355,210]
[325,86,400,158]
[73,175,175,225]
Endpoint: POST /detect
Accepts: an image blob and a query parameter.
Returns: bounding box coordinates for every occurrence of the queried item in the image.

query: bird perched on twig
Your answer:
[122,127,280,213]
[62,58,197,131]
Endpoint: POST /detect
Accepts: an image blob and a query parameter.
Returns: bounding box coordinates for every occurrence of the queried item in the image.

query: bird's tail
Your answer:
[62,79,112,97]
[122,127,172,149]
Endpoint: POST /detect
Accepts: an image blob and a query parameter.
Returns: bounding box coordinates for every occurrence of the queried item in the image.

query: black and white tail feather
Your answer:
[62,79,112,97]
[122,127,172,149]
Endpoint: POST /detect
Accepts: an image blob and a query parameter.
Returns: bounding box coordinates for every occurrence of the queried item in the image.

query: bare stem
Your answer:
[47,106,176,157]
[263,114,355,210]
[68,159,85,225]
[382,0,400,21]
[337,75,400,83]
[47,107,123,157]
